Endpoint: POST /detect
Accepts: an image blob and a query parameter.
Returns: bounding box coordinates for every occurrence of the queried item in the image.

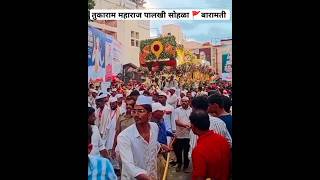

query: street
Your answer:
[167,163,192,180]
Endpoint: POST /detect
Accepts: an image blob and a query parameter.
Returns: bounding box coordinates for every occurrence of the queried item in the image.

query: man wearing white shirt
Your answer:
[176,90,187,108]
[95,93,109,128]
[88,89,98,108]
[191,90,197,97]
[167,87,178,108]
[116,93,126,115]
[196,87,208,96]
[186,91,193,100]
[173,96,192,172]
[96,95,121,172]
[168,75,178,88]
[157,91,176,142]
[88,125,118,180]
[158,91,178,166]
[88,107,109,158]
[117,95,170,180]
[111,88,117,97]
[101,97,120,150]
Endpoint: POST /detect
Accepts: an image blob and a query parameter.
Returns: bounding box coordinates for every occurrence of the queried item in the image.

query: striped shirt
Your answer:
[209,115,232,148]
[189,115,232,159]
[88,155,117,180]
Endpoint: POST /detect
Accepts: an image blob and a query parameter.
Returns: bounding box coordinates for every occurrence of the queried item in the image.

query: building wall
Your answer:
[183,41,202,50]
[159,23,232,77]
[161,24,184,44]
[94,0,137,9]
[221,39,232,46]
[119,20,150,66]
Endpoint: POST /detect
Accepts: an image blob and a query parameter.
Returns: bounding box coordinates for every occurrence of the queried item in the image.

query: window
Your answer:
[130,31,140,47]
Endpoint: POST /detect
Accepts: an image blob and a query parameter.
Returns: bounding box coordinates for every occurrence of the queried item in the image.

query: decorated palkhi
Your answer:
[133,63,217,89]
[175,64,217,89]
[139,35,177,71]
[137,35,218,88]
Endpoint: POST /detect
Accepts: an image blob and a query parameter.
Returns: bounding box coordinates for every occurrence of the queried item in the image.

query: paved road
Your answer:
[166,163,192,180]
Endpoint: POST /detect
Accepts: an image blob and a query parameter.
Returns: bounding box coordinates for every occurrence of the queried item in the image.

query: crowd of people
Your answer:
[88,75,232,180]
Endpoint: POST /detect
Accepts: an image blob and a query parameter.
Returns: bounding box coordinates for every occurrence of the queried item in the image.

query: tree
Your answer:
[88,0,95,10]
[88,0,95,21]
[131,0,146,8]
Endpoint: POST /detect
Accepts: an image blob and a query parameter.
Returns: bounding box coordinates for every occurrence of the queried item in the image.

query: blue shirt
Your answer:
[88,155,117,180]
[219,114,232,137]
[154,119,173,145]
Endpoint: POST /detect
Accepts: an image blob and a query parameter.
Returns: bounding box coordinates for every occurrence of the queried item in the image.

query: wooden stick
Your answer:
[162,151,170,180]
[162,137,176,180]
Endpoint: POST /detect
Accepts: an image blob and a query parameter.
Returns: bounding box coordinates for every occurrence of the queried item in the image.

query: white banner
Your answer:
[90,9,231,21]
[112,40,123,76]
[100,82,111,94]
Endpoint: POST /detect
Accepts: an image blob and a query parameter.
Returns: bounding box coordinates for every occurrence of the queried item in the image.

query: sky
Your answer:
[144,0,232,44]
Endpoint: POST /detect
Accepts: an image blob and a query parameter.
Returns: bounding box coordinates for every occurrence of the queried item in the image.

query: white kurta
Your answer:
[163,104,176,132]
[163,104,175,145]
[119,102,126,115]
[117,122,160,180]
[103,110,118,150]
[176,97,181,107]
[90,125,105,156]
[197,91,208,96]
[95,105,109,131]
[88,96,95,108]
[167,93,178,108]
[96,106,119,150]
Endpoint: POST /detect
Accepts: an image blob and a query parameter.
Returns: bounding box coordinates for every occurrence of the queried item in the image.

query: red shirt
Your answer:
[192,130,231,180]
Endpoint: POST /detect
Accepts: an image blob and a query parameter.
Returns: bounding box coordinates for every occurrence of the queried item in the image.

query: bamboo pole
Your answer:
[162,137,176,180]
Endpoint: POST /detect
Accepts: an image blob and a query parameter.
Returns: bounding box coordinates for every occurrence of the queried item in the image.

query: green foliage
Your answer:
[88,0,95,10]
[140,36,177,60]
[88,0,95,21]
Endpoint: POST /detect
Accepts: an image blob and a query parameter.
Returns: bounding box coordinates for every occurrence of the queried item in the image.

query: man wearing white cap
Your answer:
[125,84,133,97]
[150,102,174,180]
[191,90,197,97]
[111,88,117,97]
[157,91,176,143]
[99,96,121,173]
[168,75,178,88]
[176,90,187,108]
[196,86,208,96]
[173,96,192,172]
[116,93,126,115]
[95,93,109,126]
[88,89,98,108]
[88,107,109,159]
[117,95,171,180]
[167,87,178,108]
[150,102,174,145]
